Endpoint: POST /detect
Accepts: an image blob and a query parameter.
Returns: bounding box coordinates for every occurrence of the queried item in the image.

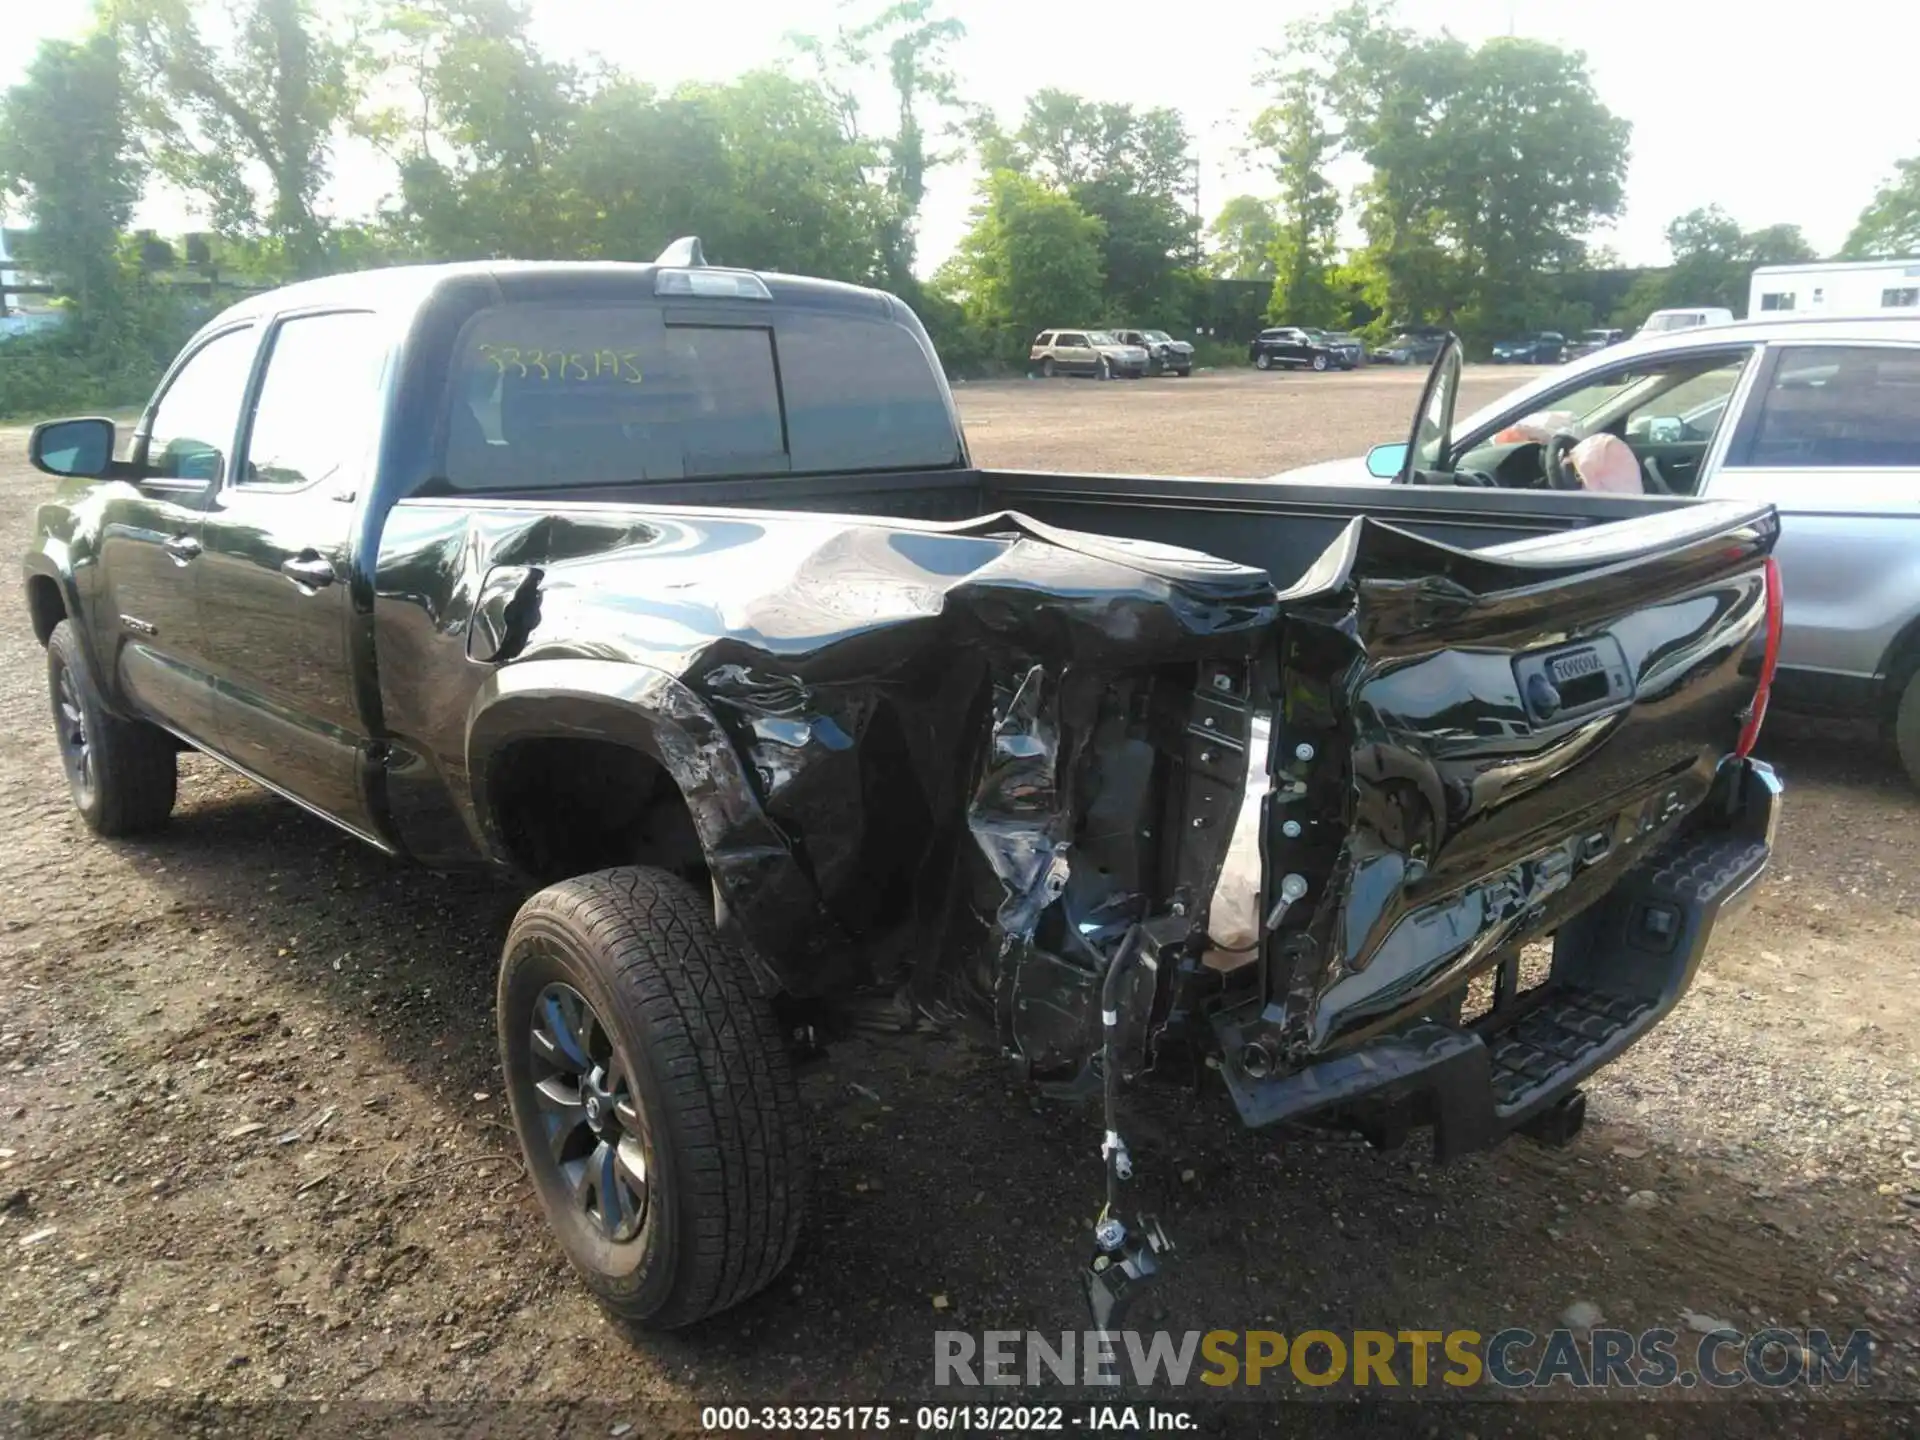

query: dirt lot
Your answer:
[1,367,1916,1431]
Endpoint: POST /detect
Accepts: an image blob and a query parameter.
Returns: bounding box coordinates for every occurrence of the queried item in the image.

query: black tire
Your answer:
[1175,366,1191,377]
[1896,671,1920,789]
[46,620,176,836]
[1311,353,1329,372]
[1096,356,1111,381]
[1254,352,1272,371]
[1040,357,1056,378]
[498,866,808,1329]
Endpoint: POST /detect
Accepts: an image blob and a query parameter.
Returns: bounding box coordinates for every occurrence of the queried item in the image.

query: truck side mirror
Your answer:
[29,417,116,478]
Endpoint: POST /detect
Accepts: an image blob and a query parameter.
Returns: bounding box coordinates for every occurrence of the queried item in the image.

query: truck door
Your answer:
[97,323,261,740]
[196,309,391,844]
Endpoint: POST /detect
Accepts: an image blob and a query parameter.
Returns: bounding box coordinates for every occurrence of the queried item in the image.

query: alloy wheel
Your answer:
[54,663,95,805]
[527,979,653,1243]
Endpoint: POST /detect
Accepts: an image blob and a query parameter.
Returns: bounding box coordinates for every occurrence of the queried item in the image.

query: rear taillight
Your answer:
[1735,555,1782,758]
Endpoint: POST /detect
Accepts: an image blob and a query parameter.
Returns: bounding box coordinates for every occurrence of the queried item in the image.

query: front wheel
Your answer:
[1896,671,1920,789]
[1254,352,1272,371]
[46,620,176,836]
[1311,353,1329,372]
[499,866,809,1328]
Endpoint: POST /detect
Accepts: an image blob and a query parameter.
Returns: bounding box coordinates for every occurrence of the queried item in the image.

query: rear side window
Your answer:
[1739,345,1920,468]
[442,302,957,490]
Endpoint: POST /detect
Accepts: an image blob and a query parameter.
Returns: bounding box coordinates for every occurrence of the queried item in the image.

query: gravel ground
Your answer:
[1,366,1914,1434]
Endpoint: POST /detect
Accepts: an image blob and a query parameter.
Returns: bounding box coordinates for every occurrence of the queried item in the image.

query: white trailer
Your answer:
[1748,258,1920,319]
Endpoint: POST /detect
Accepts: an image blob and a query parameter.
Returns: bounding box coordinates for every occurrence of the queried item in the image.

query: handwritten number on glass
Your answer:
[478,343,641,384]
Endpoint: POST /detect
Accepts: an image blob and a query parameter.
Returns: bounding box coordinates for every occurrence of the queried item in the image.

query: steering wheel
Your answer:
[1542,433,1583,491]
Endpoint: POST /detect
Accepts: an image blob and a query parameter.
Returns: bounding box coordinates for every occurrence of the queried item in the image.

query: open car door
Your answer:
[1363,334,1462,483]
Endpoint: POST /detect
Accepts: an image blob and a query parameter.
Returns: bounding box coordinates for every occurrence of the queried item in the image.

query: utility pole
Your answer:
[1191,154,1203,268]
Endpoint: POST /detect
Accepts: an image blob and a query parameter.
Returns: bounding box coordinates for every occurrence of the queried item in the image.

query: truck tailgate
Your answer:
[1258,498,1779,1056]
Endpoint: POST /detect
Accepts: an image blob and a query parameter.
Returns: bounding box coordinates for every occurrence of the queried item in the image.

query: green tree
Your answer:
[790,1,967,285]
[1661,204,1747,312]
[0,33,143,342]
[377,0,583,258]
[1277,4,1629,337]
[107,0,355,277]
[1842,153,1920,259]
[1624,207,1822,323]
[1207,196,1279,280]
[940,169,1104,359]
[665,71,891,281]
[1250,73,1341,325]
[985,90,1195,320]
[1743,223,1816,267]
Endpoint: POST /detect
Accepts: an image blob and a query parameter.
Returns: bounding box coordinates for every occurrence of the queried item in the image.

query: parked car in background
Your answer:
[1568,328,1625,360]
[1268,314,1920,785]
[1636,307,1735,338]
[1298,328,1366,368]
[1249,326,1347,372]
[1491,332,1568,364]
[1030,329,1150,379]
[1108,328,1194,376]
[1371,330,1448,366]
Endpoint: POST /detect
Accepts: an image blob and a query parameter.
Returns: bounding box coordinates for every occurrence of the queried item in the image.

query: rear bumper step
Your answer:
[1211,759,1779,1158]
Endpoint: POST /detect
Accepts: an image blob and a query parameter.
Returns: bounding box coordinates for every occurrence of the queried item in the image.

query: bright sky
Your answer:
[9,0,1919,272]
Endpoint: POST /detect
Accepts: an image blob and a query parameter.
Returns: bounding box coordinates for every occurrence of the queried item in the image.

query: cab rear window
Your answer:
[442,302,961,489]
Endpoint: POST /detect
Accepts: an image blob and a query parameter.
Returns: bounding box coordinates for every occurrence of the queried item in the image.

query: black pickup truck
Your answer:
[22,244,1782,1331]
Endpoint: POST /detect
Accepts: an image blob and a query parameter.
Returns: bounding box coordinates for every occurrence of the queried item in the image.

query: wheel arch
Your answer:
[1876,606,1920,715]
[466,660,809,972]
[25,569,68,645]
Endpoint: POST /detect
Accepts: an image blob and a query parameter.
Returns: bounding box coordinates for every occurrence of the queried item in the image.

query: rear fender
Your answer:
[465,658,836,984]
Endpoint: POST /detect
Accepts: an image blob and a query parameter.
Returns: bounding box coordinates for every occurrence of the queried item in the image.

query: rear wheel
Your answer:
[499,866,808,1328]
[1040,357,1056,378]
[1896,671,1920,789]
[46,620,176,836]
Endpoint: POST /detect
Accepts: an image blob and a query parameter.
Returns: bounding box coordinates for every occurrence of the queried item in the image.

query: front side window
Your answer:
[1059,333,1087,347]
[1737,345,1920,468]
[1454,349,1753,488]
[241,312,388,489]
[143,326,258,484]
[1759,292,1795,312]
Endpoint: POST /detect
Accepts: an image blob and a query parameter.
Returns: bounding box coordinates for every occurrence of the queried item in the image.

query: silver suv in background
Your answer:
[1029,329,1150,380]
[1270,316,1920,782]
[1108,328,1194,376]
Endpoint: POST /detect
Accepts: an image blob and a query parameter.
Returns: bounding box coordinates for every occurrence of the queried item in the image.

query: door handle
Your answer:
[163,534,201,565]
[280,554,336,589]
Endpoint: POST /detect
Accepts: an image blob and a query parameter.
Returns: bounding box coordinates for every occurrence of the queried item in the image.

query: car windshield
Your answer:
[1087,331,1117,346]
